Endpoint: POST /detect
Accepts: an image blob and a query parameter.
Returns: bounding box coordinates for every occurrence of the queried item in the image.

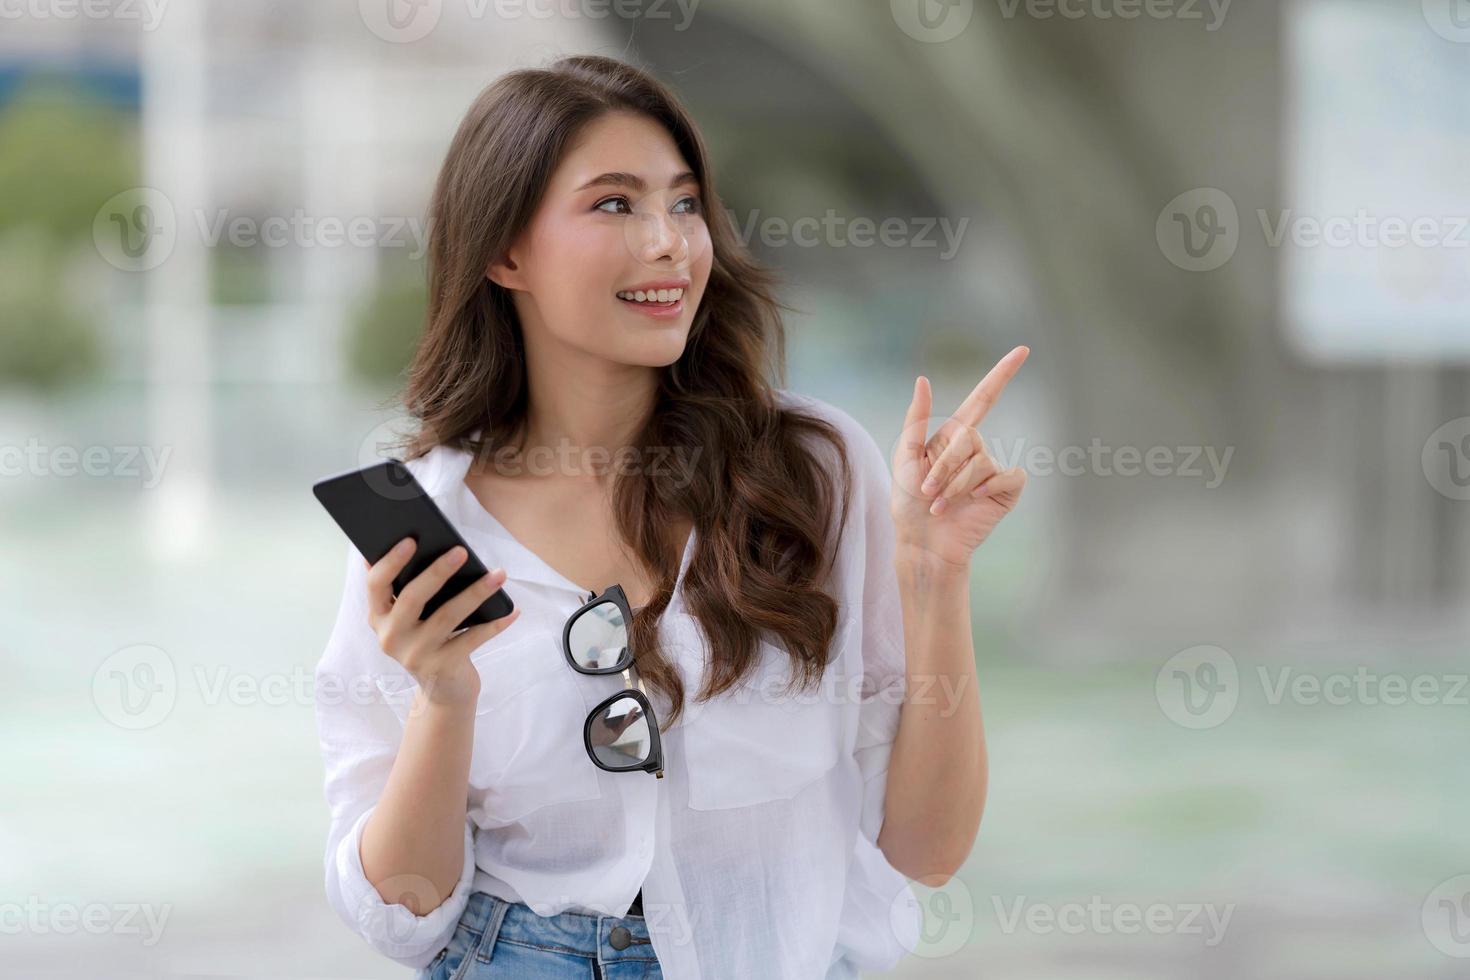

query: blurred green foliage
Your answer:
[0,73,139,389]
[210,240,275,306]
[346,256,428,386]
[0,229,101,388]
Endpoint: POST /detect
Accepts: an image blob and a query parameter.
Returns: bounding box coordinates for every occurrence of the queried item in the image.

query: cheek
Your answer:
[692,226,715,288]
[531,221,619,307]
[567,225,622,272]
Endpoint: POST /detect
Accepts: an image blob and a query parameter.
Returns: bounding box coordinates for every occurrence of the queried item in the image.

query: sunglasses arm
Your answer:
[622,665,663,779]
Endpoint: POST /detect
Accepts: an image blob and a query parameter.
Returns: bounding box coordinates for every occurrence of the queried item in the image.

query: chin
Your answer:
[592,334,687,370]
[634,336,689,368]
[607,321,690,365]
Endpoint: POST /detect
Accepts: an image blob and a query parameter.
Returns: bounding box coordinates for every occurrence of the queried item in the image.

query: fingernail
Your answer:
[449,547,466,563]
[972,483,990,497]
[930,497,947,516]
[921,476,937,494]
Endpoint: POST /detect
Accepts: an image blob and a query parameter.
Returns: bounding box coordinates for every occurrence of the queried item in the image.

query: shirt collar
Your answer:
[417,428,697,611]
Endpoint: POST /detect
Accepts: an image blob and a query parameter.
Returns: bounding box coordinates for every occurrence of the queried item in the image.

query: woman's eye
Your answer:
[595,196,632,215]
[594,195,702,216]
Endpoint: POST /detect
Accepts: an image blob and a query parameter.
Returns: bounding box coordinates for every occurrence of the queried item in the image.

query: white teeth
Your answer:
[617,287,684,304]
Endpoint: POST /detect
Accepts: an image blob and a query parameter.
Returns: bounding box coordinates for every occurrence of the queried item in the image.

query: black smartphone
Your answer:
[312,459,514,631]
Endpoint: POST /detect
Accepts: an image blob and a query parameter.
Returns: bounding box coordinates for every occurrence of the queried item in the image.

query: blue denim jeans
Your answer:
[418,891,663,980]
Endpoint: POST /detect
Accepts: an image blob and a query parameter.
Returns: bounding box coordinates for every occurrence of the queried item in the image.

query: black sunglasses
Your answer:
[563,584,665,779]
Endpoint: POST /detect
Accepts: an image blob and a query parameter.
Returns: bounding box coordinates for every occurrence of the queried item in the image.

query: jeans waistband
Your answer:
[460,890,657,963]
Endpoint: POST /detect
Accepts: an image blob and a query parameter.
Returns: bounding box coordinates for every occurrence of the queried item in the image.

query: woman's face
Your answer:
[490,110,713,368]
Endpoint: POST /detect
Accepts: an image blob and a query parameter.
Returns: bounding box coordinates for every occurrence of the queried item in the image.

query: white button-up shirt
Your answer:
[314,389,920,978]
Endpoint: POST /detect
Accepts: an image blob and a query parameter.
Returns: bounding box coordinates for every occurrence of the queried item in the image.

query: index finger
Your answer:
[954,345,1029,428]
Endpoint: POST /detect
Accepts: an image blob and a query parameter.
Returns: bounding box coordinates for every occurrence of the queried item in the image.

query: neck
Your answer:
[518,325,660,474]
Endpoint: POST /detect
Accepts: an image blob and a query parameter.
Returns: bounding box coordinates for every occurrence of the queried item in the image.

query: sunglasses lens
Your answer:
[587,693,653,769]
[568,599,628,670]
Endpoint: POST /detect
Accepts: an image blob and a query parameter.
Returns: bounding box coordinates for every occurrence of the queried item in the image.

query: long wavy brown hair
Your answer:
[393,54,853,729]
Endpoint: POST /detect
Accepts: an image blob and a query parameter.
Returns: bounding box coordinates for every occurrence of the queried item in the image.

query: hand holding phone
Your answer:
[313,459,520,697]
[363,536,520,705]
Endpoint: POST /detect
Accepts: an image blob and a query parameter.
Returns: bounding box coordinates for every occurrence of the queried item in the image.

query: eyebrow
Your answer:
[574,170,700,193]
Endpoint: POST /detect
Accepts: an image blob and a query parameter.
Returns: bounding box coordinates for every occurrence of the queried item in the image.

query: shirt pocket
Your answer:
[677,615,854,811]
[374,631,603,826]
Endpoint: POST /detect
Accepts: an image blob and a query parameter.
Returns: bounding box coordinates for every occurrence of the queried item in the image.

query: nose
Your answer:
[632,208,690,267]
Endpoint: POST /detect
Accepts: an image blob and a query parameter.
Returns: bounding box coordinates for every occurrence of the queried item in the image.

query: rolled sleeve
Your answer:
[314,540,477,969]
[331,805,476,965]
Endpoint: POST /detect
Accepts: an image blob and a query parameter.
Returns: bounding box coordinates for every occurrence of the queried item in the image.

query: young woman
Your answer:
[314,54,1028,980]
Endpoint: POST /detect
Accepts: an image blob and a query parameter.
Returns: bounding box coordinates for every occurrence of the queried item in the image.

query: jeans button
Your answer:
[609,925,633,950]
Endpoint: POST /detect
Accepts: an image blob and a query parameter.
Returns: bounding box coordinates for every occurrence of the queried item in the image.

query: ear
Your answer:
[486,249,525,290]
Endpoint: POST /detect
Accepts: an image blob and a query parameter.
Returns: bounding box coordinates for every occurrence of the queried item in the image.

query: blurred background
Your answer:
[2,0,1467,976]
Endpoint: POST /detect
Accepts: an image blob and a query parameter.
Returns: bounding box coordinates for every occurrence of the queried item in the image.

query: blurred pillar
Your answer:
[141,1,211,559]
[298,46,380,384]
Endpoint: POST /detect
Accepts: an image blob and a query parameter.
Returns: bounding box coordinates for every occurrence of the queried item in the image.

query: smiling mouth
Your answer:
[616,286,685,306]
[617,293,679,308]
[614,284,688,319]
